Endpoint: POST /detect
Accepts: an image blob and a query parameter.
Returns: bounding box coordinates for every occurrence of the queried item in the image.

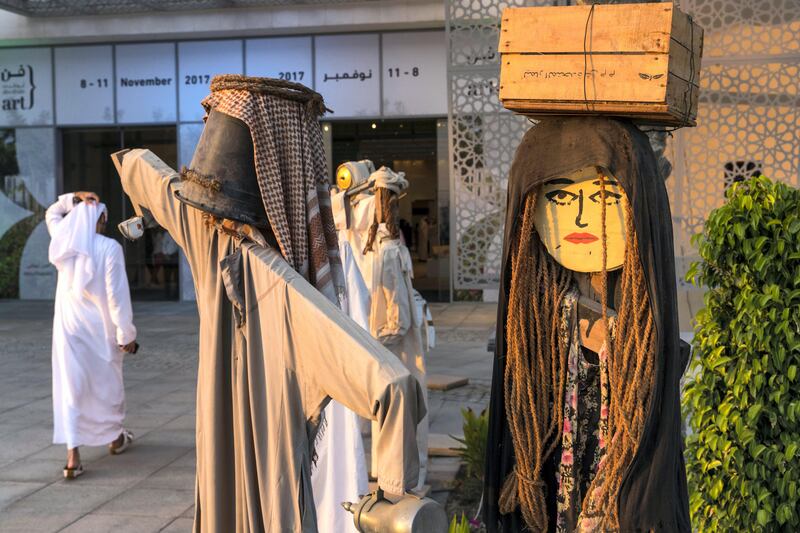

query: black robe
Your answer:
[484,117,691,532]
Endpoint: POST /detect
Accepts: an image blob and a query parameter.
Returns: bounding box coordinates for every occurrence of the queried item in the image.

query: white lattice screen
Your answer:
[447,0,800,291]
[670,0,800,289]
[447,0,561,290]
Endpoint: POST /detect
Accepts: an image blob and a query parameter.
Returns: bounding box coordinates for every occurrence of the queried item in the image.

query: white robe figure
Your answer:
[417,217,430,261]
[311,215,370,533]
[46,194,136,449]
[336,188,429,488]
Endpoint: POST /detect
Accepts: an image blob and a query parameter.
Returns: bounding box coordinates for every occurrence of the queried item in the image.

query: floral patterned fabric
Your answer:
[556,290,612,533]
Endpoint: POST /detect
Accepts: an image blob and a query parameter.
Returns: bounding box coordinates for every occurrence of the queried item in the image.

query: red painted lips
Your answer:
[564,232,598,244]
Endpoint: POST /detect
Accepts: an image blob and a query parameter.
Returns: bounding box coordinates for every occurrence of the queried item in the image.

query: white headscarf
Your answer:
[370,166,408,194]
[48,200,108,296]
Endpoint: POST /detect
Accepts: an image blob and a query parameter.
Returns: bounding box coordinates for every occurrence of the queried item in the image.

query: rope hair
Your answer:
[499,192,572,531]
[500,184,656,531]
[362,187,400,254]
[581,186,656,530]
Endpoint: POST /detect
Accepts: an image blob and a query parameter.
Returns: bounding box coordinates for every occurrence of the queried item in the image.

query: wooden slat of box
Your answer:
[499,3,703,127]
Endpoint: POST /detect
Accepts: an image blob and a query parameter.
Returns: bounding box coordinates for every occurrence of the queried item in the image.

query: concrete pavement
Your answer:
[0,299,496,532]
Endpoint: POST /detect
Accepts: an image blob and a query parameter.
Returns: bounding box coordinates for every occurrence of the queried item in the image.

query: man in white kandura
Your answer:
[46,190,138,480]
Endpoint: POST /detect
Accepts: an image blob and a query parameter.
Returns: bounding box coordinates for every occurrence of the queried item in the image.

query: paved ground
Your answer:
[0,299,496,532]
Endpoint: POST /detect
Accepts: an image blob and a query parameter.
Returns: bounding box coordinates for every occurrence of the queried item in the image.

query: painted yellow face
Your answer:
[336,165,353,190]
[533,166,628,273]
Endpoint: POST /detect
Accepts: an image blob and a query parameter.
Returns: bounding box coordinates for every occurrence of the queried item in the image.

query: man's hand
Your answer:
[74,191,100,204]
[120,341,138,354]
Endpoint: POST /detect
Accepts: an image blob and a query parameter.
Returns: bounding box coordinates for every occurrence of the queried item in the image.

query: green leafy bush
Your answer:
[684,176,800,531]
[452,407,488,481]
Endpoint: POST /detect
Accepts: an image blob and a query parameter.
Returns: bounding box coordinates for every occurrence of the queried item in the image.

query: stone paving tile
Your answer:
[93,487,194,518]
[0,482,122,532]
[161,413,196,431]
[25,443,109,463]
[0,458,65,484]
[138,428,196,448]
[75,444,188,488]
[123,409,189,431]
[0,403,52,428]
[161,517,195,532]
[0,425,58,463]
[171,449,197,469]
[59,514,171,533]
[138,462,196,491]
[0,420,42,439]
[0,480,45,510]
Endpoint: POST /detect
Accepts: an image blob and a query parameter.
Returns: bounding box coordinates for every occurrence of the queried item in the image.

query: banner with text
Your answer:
[55,45,114,125]
[0,48,54,127]
[178,40,243,122]
[116,43,177,124]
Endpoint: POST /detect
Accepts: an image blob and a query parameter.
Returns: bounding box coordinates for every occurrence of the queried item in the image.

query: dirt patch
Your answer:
[445,464,486,532]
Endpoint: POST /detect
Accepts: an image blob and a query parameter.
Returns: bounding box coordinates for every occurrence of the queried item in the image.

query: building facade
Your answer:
[0,0,452,302]
[1,0,798,317]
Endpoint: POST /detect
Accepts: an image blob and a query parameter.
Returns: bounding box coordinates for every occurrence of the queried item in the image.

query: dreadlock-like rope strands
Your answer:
[499,193,572,531]
[362,188,400,254]
[501,188,656,532]
[582,199,656,530]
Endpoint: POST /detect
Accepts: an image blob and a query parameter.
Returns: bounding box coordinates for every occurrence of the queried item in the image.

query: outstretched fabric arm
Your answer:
[117,149,201,252]
[233,243,426,497]
[117,148,209,276]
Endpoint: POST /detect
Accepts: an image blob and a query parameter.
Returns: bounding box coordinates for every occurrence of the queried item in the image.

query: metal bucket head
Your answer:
[174,109,268,226]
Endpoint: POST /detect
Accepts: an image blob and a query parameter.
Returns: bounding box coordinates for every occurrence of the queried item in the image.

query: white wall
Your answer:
[0,1,444,46]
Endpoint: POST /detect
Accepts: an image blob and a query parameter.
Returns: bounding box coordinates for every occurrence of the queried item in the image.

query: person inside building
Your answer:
[46,190,137,480]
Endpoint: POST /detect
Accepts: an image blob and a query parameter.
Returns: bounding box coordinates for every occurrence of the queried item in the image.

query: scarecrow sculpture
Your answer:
[117,76,426,533]
[332,162,431,487]
[484,117,691,532]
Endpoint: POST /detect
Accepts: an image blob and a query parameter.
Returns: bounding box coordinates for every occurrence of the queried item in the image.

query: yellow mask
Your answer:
[336,165,353,190]
[335,160,375,191]
[533,166,628,273]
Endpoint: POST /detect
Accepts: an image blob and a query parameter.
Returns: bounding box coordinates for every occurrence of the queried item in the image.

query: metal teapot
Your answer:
[342,489,447,533]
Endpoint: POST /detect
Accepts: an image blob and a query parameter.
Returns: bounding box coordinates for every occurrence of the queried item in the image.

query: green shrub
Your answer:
[684,176,800,531]
[452,407,488,481]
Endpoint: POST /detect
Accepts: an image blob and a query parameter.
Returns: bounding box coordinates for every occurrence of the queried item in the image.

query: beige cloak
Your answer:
[119,149,425,533]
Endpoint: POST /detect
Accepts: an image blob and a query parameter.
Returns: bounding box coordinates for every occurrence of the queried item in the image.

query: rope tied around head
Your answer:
[210,74,332,116]
[180,166,221,192]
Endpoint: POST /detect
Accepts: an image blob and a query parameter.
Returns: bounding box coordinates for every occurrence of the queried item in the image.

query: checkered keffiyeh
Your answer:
[202,76,344,304]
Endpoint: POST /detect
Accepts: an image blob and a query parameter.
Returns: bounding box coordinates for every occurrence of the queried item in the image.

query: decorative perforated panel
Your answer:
[681,0,800,58]
[447,0,560,290]
[448,0,799,292]
[670,0,800,289]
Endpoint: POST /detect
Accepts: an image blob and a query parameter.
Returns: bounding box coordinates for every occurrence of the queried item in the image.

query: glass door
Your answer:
[61,126,178,300]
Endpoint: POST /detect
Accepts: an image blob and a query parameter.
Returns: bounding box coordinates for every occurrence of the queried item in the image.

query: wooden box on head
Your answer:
[498,2,703,127]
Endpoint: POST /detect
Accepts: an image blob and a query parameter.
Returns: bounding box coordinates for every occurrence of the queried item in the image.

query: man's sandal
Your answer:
[109,429,134,455]
[63,464,84,480]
